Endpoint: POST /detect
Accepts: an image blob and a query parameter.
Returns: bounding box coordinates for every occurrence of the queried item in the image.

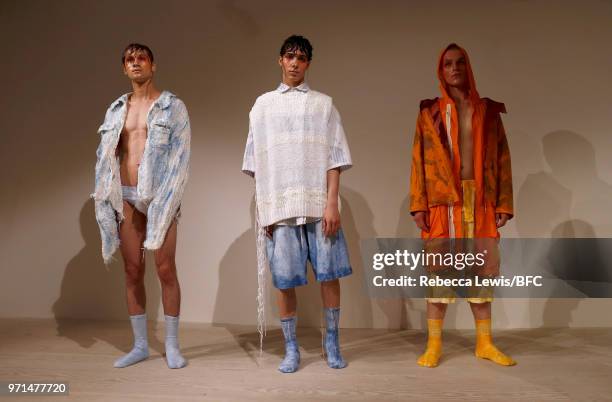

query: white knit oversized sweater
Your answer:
[242,82,352,226]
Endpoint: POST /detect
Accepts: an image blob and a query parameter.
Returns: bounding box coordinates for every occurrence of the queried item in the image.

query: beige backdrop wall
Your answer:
[1,0,611,329]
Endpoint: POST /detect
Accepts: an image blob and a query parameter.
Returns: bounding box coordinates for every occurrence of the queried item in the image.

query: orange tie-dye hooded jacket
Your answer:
[409,44,513,239]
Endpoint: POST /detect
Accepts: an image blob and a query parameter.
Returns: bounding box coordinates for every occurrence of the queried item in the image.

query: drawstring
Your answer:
[299,223,304,247]
[445,103,456,239]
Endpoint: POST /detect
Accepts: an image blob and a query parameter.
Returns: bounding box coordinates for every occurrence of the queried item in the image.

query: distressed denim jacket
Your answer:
[92,91,191,263]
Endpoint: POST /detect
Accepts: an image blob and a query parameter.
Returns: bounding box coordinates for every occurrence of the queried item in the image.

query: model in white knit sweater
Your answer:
[242,35,353,373]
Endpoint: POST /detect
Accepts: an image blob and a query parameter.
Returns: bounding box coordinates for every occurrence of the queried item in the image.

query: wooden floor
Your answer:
[1,319,611,401]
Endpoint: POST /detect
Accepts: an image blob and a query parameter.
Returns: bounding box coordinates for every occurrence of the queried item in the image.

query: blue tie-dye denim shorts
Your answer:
[265,219,352,289]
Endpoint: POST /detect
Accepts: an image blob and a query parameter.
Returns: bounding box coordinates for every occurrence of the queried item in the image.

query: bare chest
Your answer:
[121,100,153,139]
[457,103,474,178]
[457,105,473,138]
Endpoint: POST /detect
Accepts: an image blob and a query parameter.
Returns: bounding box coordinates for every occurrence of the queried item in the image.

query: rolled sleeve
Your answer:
[242,121,255,177]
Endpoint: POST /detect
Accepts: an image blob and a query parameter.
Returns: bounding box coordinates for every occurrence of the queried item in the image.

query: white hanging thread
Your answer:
[254,194,267,358]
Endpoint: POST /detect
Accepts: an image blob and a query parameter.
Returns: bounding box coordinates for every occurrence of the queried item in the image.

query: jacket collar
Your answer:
[277,82,310,93]
[110,90,174,110]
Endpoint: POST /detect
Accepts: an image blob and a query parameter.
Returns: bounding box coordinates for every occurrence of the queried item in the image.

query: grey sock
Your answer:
[164,315,187,369]
[114,314,149,368]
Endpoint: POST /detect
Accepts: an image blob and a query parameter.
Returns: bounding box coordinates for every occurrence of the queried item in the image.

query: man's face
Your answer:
[123,50,155,83]
[441,49,468,89]
[278,48,309,86]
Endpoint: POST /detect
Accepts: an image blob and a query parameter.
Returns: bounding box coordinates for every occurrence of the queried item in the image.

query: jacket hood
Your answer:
[437,43,480,103]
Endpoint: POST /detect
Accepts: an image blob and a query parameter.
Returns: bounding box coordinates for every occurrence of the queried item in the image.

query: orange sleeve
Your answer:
[410,113,428,214]
[495,115,514,218]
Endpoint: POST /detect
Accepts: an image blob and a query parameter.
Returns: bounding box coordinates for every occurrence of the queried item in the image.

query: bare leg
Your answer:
[277,288,297,319]
[427,301,448,319]
[119,201,147,315]
[320,279,340,308]
[114,201,149,368]
[469,301,490,320]
[154,221,180,316]
[153,221,186,369]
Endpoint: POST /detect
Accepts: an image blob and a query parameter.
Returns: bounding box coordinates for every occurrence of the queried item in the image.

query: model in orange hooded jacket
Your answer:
[410,44,516,368]
[410,45,513,239]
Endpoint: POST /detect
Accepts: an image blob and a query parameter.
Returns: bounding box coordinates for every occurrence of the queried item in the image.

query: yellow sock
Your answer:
[474,319,516,366]
[417,319,443,368]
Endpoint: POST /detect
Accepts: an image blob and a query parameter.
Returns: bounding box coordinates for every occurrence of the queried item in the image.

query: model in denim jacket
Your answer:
[93,44,190,369]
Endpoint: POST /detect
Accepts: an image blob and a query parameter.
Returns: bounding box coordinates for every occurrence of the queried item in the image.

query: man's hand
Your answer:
[324,168,341,238]
[496,213,511,228]
[412,211,430,233]
[322,202,341,237]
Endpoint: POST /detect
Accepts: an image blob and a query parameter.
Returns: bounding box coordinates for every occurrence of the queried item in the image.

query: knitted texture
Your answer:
[242,83,352,227]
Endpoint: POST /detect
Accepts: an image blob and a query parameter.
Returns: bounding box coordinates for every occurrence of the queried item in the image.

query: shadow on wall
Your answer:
[386,196,428,331]
[368,195,422,331]
[212,197,258,328]
[52,199,163,355]
[517,130,612,328]
[211,197,271,359]
[216,0,260,37]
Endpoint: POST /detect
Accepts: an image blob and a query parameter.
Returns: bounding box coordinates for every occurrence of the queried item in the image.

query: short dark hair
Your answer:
[121,43,154,65]
[279,35,313,61]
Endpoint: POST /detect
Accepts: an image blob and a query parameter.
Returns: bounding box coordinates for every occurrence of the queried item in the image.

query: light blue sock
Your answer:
[164,315,187,369]
[278,316,300,373]
[114,314,149,368]
[324,307,347,369]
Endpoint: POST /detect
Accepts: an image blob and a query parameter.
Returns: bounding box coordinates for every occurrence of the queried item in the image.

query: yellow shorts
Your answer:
[427,180,493,304]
